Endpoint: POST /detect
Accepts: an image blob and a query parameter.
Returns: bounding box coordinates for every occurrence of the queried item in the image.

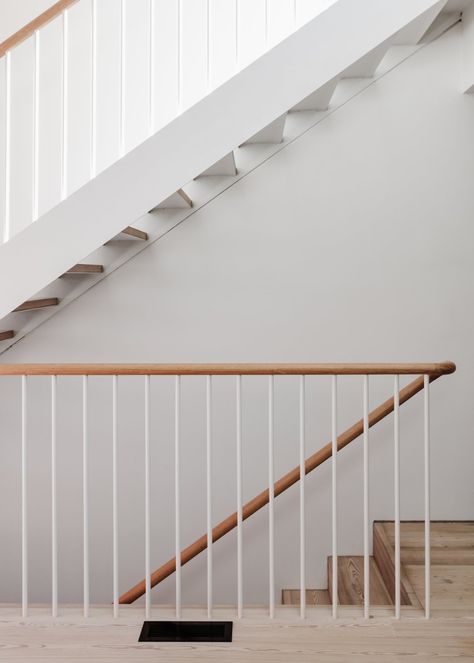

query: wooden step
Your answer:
[153,189,193,210]
[327,555,393,606]
[14,297,59,312]
[373,522,419,606]
[65,263,104,274]
[121,226,148,240]
[281,589,331,606]
[0,330,14,342]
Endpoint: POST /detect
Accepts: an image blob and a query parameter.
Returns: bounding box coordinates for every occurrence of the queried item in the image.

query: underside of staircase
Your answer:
[282,521,474,610]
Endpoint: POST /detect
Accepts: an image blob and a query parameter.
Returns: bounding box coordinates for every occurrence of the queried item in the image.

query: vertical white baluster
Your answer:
[174,375,181,619]
[424,374,430,619]
[21,376,28,618]
[112,375,119,617]
[235,0,239,71]
[119,0,126,156]
[299,375,306,619]
[83,376,90,618]
[206,375,213,618]
[144,375,151,619]
[32,31,40,221]
[293,0,297,28]
[148,0,154,135]
[90,0,97,178]
[51,375,58,618]
[3,51,11,242]
[331,375,338,618]
[206,0,210,91]
[363,375,370,620]
[61,10,69,201]
[394,375,400,619]
[177,0,182,113]
[236,375,243,619]
[268,375,275,619]
[264,0,268,48]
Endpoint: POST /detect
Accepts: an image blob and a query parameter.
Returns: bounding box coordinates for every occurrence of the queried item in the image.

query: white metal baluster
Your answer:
[3,51,11,242]
[51,376,58,618]
[293,0,297,28]
[83,376,90,618]
[394,375,401,619]
[299,375,306,619]
[112,375,119,617]
[177,0,182,113]
[268,375,275,619]
[144,375,151,619]
[61,10,69,201]
[424,374,430,619]
[363,375,370,619]
[119,0,126,156]
[148,0,154,135]
[90,0,97,178]
[235,0,239,70]
[174,375,181,619]
[206,0,210,91]
[206,375,213,618]
[236,375,243,618]
[21,376,28,618]
[33,31,40,221]
[331,375,338,618]
[264,0,268,48]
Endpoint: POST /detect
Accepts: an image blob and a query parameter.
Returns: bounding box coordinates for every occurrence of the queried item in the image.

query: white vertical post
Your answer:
[90,0,97,178]
[206,0,210,91]
[235,0,239,70]
[144,374,151,619]
[236,375,243,619]
[112,375,119,617]
[82,376,90,618]
[21,375,28,618]
[177,0,182,112]
[119,0,126,156]
[3,51,11,242]
[148,0,154,135]
[363,375,370,620]
[331,375,338,618]
[268,375,275,619]
[51,375,58,618]
[299,375,306,619]
[61,10,69,201]
[206,375,213,618]
[424,374,430,619]
[33,31,40,221]
[394,375,401,619]
[264,0,268,48]
[174,375,181,619]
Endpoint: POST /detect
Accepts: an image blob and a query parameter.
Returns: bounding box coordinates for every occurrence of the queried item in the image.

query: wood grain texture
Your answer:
[13,298,59,312]
[0,606,472,661]
[0,362,456,376]
[281,589,331,605]
[327,556,393,605]
[0,330,14,342]
[121,226,148,240]
[119,374,445,604]
[373,522,418,606]
[65,264,104,274]
[0,0,79,57]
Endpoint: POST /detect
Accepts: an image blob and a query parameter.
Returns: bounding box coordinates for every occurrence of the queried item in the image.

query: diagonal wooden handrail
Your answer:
[0,0,79,59]
[119,371,449,604]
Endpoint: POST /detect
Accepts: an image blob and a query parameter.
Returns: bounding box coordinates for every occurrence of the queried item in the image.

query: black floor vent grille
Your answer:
[139,620,233,642]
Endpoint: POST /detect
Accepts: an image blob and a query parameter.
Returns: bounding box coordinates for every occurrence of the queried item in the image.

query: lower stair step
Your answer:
[0,330,14,341]
[281,589,331,606]
[14,298,59,312]
[327,555,393,605]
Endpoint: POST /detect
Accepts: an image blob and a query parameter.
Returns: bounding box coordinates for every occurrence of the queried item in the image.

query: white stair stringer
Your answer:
[392,0,448,44]
[198,153,237,177]
[243,114,287,144]
[290,76,340,111]
[343,41,391,77]
[0,0,447,322]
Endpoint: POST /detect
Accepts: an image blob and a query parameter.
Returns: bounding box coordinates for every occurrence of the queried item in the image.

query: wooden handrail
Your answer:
[119,371,450,604]
[0,0,79,59]
[0,361,456,376]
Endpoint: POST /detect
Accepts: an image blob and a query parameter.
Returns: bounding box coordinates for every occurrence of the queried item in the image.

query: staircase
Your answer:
[0,0,454,352]
[283,521,474,610]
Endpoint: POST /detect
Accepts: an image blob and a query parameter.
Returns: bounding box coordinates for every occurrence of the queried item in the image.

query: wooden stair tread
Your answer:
[327,555,393,606]
[373,522,417,606]
[0,330,14,342]
[66,264,104,274]
[378,521,474,558]
[122,226,148,240]
[405,563,474,610]
[14,298,59,312]
[281,589,331,606]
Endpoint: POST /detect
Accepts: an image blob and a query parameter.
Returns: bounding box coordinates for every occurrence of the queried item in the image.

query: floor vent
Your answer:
[138,621,233,642]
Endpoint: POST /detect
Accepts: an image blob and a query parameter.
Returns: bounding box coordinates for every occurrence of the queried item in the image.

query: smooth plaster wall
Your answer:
[0,24,473,607]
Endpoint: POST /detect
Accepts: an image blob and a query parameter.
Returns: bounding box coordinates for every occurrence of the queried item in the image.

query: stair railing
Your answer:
[0,361,455,621]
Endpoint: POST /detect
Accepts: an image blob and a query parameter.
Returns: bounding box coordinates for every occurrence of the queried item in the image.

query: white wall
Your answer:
[0,24,473,608]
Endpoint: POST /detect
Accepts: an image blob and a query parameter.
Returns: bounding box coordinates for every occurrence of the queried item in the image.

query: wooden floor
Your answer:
[0,606,473,662]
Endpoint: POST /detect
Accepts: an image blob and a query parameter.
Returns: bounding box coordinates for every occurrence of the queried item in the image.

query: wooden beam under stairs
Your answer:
[0,330,14,342]
[65,264,104,274]
[13,298,59,312]
[121,227,148,240]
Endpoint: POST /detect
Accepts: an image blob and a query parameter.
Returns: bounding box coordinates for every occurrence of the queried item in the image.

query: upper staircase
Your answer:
[0,0,452,351]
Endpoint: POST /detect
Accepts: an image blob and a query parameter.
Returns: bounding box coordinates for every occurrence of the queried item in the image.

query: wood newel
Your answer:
[0,0,79,58]
[118,373,438,604]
